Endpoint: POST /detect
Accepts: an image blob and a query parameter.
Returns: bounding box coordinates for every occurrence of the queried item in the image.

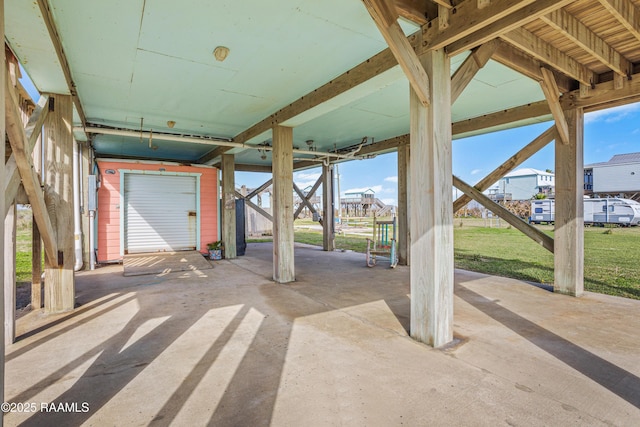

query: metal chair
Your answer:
[366,216,398,268]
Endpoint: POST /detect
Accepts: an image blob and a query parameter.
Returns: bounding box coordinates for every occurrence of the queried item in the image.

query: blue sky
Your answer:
[238,102,640,206]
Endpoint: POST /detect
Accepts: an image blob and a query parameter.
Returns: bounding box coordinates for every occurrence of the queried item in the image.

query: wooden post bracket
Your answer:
[362,0,431,106]
[540,67,570,145]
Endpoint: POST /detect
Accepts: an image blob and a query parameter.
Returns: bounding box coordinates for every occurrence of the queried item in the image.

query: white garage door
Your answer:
[124,174,198,254]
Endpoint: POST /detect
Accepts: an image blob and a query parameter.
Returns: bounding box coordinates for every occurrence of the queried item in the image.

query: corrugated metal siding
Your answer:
[124,174,197,253]
[593,164,640,193]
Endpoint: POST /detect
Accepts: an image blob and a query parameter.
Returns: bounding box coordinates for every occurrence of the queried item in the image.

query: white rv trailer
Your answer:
[529,199,555,224]
[529,198,640,226]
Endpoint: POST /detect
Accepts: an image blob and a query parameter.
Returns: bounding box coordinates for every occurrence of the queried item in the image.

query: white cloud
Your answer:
[384,176,398,183]
[381,198,397,206]
[470,169,482,175]
[294,171,322,189]
[585,103,640,124]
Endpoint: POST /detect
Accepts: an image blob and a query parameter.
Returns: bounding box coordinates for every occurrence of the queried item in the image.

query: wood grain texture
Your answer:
[5,79,58,265]
[541,8,632,78]
[363,0,431,106]
[222,154,237,259]
[409,49,453,348]
[322,163,335,251]
[540,67,570,145]
[501,28,597,86]
[554,107,584,296]
[453,176,554,252]
[44,95,75,313]
[4,203,16,345]
[272,126,295,283]
[446,0,575,56]
[4,95,48,216]
[397,143,410,266]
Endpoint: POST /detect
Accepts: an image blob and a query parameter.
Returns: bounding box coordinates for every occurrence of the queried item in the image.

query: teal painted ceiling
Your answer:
[6,0,549,165]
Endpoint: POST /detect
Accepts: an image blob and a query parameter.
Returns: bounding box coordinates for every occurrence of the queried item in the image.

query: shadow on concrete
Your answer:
[455,284,640,409]
[13,242,414,426]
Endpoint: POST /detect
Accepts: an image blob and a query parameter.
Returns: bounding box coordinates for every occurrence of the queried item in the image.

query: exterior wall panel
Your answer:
[96,160,218,262]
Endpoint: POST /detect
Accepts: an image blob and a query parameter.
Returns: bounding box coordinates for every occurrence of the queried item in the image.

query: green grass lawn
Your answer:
[293,218,640,300]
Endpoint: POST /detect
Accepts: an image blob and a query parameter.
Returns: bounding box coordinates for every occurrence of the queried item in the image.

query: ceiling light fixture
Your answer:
[213,46,230,62]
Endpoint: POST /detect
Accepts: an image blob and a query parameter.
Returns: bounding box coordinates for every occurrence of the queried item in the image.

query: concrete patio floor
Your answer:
[5,242,640,426]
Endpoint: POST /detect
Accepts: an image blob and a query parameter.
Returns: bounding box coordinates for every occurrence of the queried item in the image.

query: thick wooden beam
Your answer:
[451,40,498,104]
[492,40,572,93]
[4,203,16,345]
[32,220,42,310]
[598,0,640,44]
[561,70,640,110]
[446,0,576,56]
[410,48,453,348]
[421,0,536,52]
[272,125,295,283]
[540,67,570,145]
[1,4,6,405]
[198,145,232,166]
[541,9,632,78]
[247,178,273,200]
[554,107,584,296]
[43,95,75,313]
[453,125,556,212]
[394,0,435,25]
[397,143,410,266]
[452,100,551,136]
[221,154,237,259]
[4,95,49,215]
[5,80,58,265]
[36,0,86,125]
[453,176,554,252]
[362,0,431,106]
[501,28,597,86]
[322,162,335,251]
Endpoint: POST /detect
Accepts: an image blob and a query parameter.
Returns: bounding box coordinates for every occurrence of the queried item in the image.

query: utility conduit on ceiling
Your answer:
[77,126,367,161]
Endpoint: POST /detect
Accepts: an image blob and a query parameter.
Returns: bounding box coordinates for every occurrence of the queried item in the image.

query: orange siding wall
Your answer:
[96,160,219,262]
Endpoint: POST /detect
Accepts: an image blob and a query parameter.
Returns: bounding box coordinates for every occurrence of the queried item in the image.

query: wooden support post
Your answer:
[1,0,7,409]
[322,162,335,251]
[32,220,42,309]
[397,143,410,266]
[272,125,295,283]
[554,108,584,296]
[221,154,237,259]
[4,203,16,345]
[81,142,91,267]
[44,95,75,313]
[410,49,453,348]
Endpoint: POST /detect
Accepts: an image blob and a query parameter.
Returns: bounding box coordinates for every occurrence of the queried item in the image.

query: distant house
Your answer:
[584,153,640,200]
[344,188,376,200]
[492,168,555,201]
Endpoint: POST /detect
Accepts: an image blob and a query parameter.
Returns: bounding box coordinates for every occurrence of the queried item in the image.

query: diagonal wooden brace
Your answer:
[453,175,554,253]
[4,95,49,216]
[5,79,58,265]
